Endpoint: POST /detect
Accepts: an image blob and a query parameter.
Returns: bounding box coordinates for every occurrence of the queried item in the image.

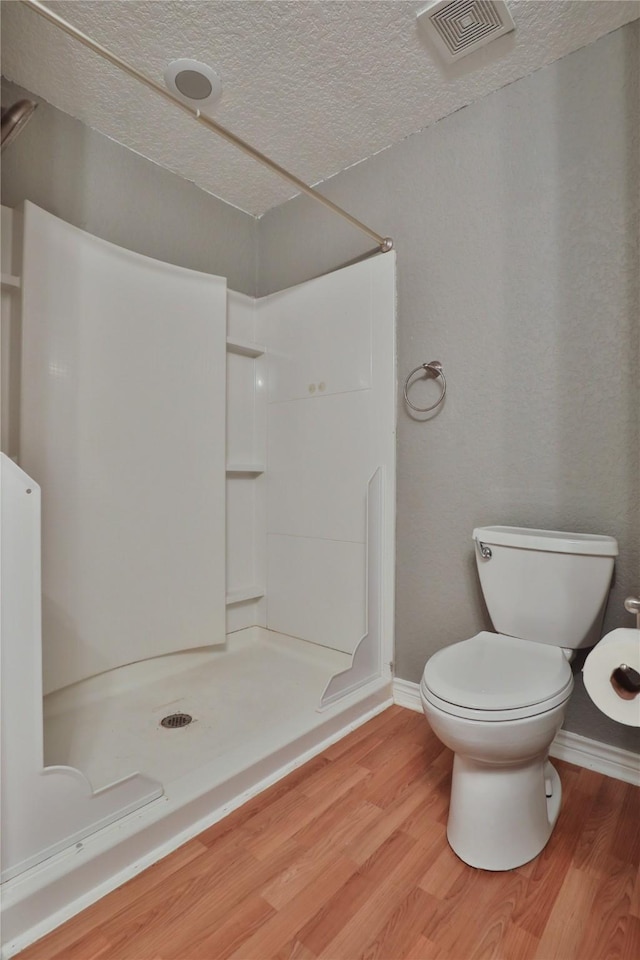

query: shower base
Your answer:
[44,626,352,792]
[3,627,391,959]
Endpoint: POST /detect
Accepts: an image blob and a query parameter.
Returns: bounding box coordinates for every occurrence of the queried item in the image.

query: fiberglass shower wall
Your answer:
[0,202,395,884]
[261,256,396,682]
[1,199,229,881]
[19,202,228,694]
[225,254,396,680]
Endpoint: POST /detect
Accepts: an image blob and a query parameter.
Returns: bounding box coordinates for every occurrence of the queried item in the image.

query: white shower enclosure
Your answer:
[0,201,395,949]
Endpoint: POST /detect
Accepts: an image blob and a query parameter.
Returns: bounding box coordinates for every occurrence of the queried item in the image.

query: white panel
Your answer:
[267,391,372,542]
[226,476,260,590]
[263,266,372,403]
[1,205,17,274]
[226,288,267,633]
[321,470,384,707]
[19,203,227,693]
[267,534,366,655]
[1,205,22,459]
[226,352,258,465]
[0,455,162,882]
[263,253,396,681]
[226,289,256,342]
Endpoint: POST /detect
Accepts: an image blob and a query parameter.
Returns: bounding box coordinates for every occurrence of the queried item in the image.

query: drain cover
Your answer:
[160,713,193,729]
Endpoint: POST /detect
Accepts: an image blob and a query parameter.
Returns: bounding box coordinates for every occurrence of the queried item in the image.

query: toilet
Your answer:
[420,525,618,871]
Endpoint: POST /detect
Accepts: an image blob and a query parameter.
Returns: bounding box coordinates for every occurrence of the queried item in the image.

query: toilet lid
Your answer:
[422,632,573,711]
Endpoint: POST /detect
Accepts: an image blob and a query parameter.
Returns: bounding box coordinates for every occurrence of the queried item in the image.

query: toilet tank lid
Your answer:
[473,526,619,557]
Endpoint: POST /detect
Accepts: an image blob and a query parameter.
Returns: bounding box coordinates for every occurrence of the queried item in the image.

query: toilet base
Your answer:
[447,754,562,871]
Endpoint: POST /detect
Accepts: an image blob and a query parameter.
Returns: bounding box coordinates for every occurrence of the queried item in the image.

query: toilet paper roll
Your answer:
[583,628,640,726]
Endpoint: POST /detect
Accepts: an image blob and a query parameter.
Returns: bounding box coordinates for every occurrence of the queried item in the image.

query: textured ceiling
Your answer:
[2,1,638,216]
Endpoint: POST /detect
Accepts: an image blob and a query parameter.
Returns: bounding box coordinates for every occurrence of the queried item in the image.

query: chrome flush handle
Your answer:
[477,540,492,560]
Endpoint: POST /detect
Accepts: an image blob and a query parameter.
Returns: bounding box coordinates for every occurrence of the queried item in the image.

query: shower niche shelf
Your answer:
[226,464,265,476]
[1,273,21,290]
[225,586,265,606]
[226,337,265,358]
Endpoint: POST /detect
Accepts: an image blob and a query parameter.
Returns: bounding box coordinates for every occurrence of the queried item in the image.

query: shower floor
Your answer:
[44,627,351,793]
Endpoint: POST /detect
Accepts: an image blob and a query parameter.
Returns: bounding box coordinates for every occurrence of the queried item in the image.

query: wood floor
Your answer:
[17,706,640,960]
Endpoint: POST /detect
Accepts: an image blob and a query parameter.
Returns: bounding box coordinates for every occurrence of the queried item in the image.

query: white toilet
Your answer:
[420,525,618,871]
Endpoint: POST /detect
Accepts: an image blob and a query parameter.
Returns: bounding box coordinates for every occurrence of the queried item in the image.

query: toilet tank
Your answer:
[473,526,618,649]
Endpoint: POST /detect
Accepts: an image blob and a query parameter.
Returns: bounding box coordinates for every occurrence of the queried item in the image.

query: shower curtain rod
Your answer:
[21,0,393,254]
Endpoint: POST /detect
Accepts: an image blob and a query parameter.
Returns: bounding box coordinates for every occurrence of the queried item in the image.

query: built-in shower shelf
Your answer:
[226,586,265,606]
[1,273,21,290]
[226,337,265,358]
[226,464,265,476]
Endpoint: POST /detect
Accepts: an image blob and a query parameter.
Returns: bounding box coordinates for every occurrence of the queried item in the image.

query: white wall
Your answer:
[225,291,267,633]
[0,455,162,882]
[18,204,228,692]
[258,24,640,751]
[261,255,396,658]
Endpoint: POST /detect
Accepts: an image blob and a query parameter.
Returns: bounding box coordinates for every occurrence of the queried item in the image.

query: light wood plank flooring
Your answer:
[17,706,640,960]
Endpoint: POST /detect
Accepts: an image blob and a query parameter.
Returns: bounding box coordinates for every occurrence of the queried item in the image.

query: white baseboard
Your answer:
[549,729,639,786]
[393,677,423,713]
[392,678,639,786]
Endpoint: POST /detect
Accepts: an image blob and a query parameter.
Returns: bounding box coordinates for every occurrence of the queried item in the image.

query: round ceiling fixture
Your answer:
[164,59,222,110]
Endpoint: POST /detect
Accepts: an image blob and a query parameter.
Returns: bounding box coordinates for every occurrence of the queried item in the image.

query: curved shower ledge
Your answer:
[1,673,391,959]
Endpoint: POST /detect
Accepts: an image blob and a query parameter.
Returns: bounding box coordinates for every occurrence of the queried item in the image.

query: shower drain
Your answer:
[160,713,193,729]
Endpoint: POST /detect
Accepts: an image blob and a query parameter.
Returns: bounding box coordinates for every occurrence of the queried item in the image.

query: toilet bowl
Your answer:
[421,632,573,870]
[421,526,618,871]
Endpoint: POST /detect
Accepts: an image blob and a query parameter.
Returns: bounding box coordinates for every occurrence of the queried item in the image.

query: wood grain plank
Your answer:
[317,828,444,960]
[496,922,540,960]
[320,706,408,762]
[610,780,640,867]
[631,858,640,919]
[291,793,381,855]
[274,939,318,960]
[197,756,330,847]
[344,780,438,865]
[98,839,298,959]
[296,830,417,956]
[358,886,440,960]
[17,838,210,960]
[163,895,275,960]
[15,707,639,960]
[574,855,637,960]
[228,855,359,960]
[573,775,629,875]
[510,768,597,940]
[245,765,370,860]
[533,866,600,960]
[441,871,527,960]
[262,802,381,910]
[621,915,640,960]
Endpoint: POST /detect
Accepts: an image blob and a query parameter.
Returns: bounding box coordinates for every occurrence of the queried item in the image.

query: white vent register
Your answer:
[417,0,515,63]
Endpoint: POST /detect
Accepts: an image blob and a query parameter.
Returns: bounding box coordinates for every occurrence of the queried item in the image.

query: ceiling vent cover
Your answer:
[417,0,515,63]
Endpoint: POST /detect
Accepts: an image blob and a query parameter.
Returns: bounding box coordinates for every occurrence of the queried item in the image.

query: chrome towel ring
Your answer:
[403,361,446,413]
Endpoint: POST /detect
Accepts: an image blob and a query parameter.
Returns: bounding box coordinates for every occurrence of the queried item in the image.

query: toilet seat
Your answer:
[421,631,574,722]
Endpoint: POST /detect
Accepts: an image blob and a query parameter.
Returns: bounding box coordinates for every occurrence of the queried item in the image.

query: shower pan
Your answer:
[0,201,396,956]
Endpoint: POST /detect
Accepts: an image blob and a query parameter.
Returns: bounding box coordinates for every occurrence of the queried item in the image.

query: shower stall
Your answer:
[0,201,396,953]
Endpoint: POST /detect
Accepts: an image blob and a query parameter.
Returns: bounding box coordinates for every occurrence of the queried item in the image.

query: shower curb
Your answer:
[393,678,640,787]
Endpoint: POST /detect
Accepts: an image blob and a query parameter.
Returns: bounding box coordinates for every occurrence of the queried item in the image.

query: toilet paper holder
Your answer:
[610,663,640,699]
[623,595,640,629]
[609,596,640,700]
